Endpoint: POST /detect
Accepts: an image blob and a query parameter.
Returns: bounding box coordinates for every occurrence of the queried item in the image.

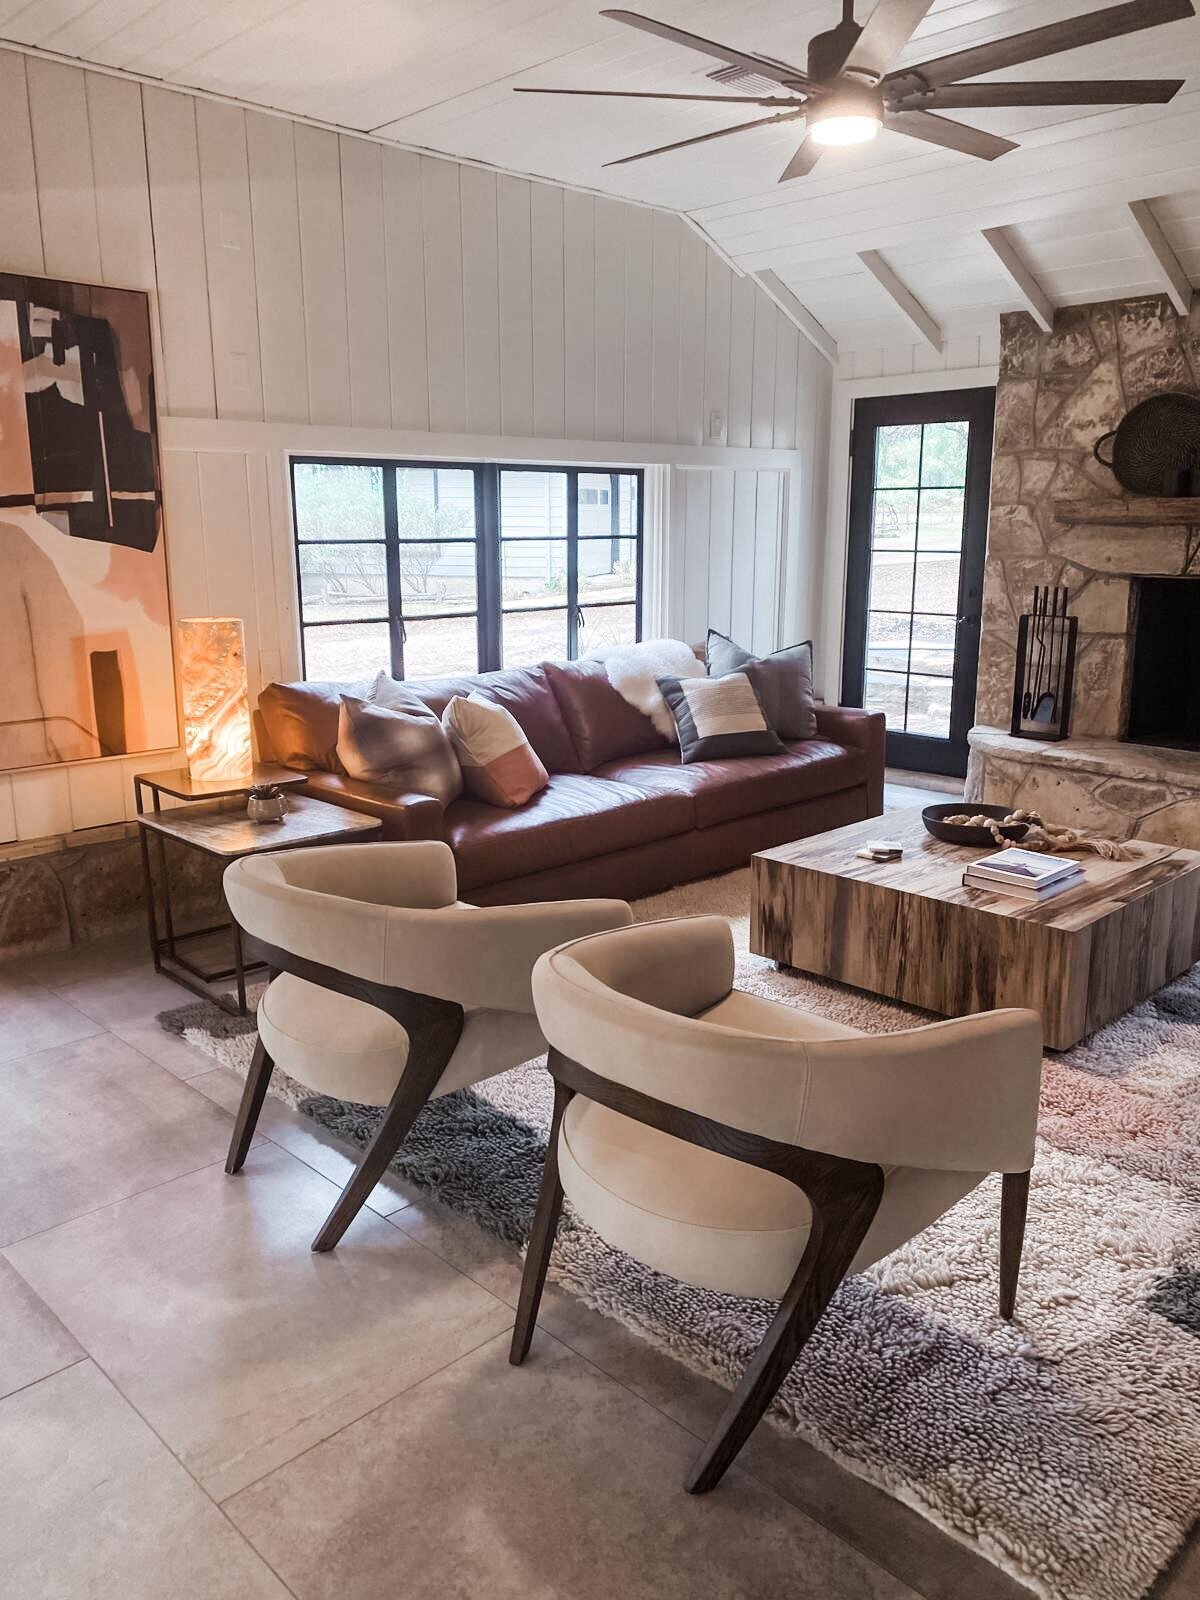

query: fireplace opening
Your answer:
[1126,578,1200,750]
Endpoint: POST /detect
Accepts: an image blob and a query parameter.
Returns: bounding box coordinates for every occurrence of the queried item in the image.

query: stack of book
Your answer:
[963,847,1084,900]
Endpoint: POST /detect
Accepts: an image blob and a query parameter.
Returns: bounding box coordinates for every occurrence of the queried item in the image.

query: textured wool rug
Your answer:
[161,870,1200,1600]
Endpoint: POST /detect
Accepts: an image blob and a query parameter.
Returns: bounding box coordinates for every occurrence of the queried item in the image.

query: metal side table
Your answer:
[134,767,381,1014]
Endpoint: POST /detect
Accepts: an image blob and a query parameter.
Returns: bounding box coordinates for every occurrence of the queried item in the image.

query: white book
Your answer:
[967,848,1083,888]
[963,869,1079,901]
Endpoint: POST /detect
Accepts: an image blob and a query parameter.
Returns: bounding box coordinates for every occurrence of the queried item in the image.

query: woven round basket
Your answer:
[1093,392,1200,495]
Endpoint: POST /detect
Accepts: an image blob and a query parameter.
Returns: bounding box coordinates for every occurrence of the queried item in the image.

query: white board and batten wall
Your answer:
[0,46,830,845]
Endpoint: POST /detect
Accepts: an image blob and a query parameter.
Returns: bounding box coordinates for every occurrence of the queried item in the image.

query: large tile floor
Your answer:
[2,919,1198,1600]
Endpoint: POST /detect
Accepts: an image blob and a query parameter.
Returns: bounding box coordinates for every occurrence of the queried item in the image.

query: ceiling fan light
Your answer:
[808,83,882,145]
[810,113,880,145]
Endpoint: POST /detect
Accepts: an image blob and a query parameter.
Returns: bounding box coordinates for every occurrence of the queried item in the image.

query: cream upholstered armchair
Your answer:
[512,915,1042,1494]
[222,840,632,1253]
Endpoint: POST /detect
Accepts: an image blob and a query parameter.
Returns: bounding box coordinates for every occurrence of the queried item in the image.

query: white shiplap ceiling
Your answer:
[4,0,1200,354]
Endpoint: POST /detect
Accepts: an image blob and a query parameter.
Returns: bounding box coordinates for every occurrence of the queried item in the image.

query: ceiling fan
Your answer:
[515,0,1195,182]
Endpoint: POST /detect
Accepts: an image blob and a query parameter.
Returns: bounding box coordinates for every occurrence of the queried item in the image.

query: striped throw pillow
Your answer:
[442,693,549,807]
[656,671,784,764]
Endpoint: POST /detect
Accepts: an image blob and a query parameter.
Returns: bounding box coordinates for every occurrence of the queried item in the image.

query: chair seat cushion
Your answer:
[558,1098,982,1300]
[592,739,868,830]
[446,773,693,892]
[257,975,545,1106]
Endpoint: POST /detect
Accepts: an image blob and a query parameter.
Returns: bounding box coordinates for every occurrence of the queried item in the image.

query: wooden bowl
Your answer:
[921,802,1029,848]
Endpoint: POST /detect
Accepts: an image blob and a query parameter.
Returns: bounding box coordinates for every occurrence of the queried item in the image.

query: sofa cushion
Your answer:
[544,658,666,771]
[258,679,367,772]
[443,694,549,808]
[593,739,868,830]
[446,773,693,892]
[706,630,818,741]
[403,664,580,775]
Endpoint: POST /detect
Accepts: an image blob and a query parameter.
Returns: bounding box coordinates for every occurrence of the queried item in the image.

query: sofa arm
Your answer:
[814,704,885,816]
[299,772,446,842]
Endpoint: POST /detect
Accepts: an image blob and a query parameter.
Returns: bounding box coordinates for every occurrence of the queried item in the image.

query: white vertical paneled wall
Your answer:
[0,47,831,843]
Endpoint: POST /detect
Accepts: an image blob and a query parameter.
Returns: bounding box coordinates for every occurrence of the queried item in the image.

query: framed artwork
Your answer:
[0,272,177,772]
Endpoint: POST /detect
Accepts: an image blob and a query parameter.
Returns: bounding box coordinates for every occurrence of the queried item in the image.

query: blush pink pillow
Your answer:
[442,694,549,808]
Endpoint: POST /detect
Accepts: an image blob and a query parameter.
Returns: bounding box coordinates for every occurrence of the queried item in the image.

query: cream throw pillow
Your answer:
[442,693,549,807]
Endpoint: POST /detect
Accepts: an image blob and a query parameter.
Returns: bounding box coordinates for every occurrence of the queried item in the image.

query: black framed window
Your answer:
[291,459,643,681]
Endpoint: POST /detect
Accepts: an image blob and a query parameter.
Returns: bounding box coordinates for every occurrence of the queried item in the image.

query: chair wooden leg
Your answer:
[310,1075,429,1252]
[511,1077,574,1366]
[225,1039,274,1175]
[684,1167,883,1495]
[999,1170,1030,1321]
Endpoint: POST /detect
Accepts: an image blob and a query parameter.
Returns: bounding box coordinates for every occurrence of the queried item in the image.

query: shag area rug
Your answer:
[161,870,1200,1600]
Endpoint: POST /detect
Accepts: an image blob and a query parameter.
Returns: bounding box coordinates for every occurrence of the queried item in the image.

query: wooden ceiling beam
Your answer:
[752,270,838,365]
[980,225,1055,332]
[1127,198,1194,315]
[856,250,943,353]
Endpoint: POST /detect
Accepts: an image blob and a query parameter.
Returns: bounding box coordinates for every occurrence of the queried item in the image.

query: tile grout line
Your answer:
[0,1354,89,1406]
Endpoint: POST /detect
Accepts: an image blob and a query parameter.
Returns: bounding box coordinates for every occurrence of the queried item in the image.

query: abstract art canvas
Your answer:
[0,272,176,771]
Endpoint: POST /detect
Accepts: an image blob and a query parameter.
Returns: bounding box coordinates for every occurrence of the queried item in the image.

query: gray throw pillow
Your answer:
[705,629,817,740]
[656,671,784,764]
[336,694,463,805]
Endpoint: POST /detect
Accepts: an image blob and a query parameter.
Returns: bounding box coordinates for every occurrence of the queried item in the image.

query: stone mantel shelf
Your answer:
[968,727,1200,786]
[1054,496,1200,527]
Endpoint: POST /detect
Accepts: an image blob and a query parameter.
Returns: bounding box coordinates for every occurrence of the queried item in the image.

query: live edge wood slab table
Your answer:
[751,808,1200,1050]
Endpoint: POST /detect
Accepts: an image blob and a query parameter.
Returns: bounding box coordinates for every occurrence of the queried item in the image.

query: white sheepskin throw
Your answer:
[587,637,705,736]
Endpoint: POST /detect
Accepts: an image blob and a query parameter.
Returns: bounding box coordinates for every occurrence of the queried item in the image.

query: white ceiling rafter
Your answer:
[1127,197,1195,312]
[752,270,838,364]
[857,250,943,351]
[981,225,1056,330]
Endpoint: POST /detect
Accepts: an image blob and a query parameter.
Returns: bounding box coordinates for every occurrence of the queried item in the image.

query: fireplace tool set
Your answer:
[1010,586,1078,742]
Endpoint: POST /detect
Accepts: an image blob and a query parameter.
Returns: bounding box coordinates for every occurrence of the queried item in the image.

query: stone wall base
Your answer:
[966,727,1200,848]
[0,823,227,961]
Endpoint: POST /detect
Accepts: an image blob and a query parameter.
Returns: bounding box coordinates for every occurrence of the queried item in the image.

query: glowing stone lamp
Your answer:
[177,617,254,783]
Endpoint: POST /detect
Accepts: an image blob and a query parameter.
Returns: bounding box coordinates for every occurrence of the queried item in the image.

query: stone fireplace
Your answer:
[966,292,1200,846]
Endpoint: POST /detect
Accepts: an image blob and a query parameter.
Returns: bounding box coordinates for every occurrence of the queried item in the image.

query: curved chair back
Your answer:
[533,916,1042,1174]
[225,840,632,1014]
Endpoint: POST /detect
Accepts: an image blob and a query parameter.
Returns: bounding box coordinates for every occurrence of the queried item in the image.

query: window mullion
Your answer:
[382,465,404,679]
[566,471,580,658]
[478,463,501,671]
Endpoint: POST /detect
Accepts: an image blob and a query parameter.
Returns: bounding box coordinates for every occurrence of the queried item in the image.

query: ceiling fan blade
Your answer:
[886,0,1195,93]
[842,0,938,80]
[884,109,1018,158]
[779,136,824,182]
[599,9,810,88]
[603,109,806,167]
[514,87,800,105]
[895,78,1185,108]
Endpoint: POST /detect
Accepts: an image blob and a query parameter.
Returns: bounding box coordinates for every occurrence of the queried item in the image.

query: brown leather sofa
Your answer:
[255,657,885,905]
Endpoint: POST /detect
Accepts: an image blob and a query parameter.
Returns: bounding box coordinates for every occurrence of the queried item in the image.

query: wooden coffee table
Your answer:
[751,808,1200,1049]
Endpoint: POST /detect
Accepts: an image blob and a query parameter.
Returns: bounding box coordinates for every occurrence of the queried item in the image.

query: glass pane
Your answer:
[394,467,477,541]
[874,424,922,488]
[863,670,906,727]
[293,462,384,541]
[920,420,969,487]
[579,603,636,652]
[501,607,568,668]
[912,553,960,615]
[303,622,389,682]
[904,673,953,737]
[398,543,477,616]
[502,538,568,608]
[298,543,387,623]
[868,552,914,612]
[500,469,568,537]
[578,538,638,604]
[866,611,910,674]
[872,489,918,548]
[401,614,479,678]
[909,613,957,677]
[917,487,966,552]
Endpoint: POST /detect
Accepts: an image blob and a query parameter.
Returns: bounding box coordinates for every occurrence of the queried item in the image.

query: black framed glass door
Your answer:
[841,387,995,777]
